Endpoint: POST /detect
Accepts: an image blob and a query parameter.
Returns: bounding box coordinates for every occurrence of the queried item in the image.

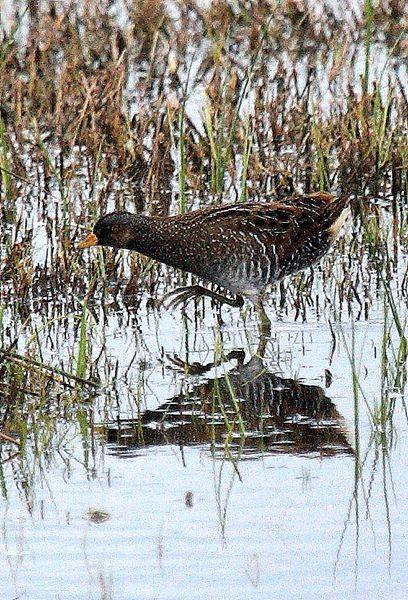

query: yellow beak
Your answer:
[77,232,98,249]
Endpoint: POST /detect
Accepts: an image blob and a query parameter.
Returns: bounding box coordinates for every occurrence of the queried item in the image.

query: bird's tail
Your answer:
[323,195,351,238]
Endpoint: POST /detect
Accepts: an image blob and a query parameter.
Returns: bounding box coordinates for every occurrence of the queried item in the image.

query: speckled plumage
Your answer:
[86,192,349,305]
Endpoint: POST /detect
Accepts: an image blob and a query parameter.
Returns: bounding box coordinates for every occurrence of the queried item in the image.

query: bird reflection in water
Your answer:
[105,339,352,459]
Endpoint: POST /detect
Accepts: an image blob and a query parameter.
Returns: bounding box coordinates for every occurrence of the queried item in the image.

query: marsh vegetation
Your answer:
[1,1,408,598]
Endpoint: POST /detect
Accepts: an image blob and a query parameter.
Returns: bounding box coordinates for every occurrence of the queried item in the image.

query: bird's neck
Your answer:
[123,215,186,268]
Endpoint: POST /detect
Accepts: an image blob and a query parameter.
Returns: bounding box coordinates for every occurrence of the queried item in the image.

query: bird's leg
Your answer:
[163,285,244,310]
[256,299,271,339]
[251,299,271,359]
[255,333,268,358]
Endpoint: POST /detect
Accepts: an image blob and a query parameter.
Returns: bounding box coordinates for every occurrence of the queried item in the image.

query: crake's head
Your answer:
[77,212,139,250]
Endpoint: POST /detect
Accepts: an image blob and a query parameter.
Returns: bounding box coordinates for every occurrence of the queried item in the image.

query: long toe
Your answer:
[160,287,189,309]
[166,289,198,310]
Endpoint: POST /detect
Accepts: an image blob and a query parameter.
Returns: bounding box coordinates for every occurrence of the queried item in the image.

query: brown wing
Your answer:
[171,191,347,248]
[194,191,339,232]
[234,192,346,237]
[215,192,347,273]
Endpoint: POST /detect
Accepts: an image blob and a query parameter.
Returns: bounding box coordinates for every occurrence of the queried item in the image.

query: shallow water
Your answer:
[1,1,408,597]
[1,292,408,599]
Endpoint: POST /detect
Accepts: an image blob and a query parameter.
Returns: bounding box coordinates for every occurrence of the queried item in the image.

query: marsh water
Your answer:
[2,1,408,599]
[2,248,408,599]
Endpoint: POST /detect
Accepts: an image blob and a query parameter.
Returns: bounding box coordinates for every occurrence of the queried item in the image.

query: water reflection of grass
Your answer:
[335,289,407,582]
[335,425,396,583]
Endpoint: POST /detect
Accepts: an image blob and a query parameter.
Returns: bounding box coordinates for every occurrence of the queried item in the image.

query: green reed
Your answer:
[381,276,408,395]
[75,301,89,381]
[203,98,229,195]
[311,118,332,192]
[239,112,253,202]
[0,112,12,201]
[0,305,4,346]
[363,0,375,93]
[178,96,187,214]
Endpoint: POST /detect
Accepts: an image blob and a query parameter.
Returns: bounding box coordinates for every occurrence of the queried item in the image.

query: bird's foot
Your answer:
[162,285,244,311]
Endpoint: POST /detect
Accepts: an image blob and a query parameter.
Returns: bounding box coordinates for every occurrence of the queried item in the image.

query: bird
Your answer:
[78,191,349,330]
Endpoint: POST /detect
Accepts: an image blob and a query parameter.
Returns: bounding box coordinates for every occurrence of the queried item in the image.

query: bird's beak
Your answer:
[77,232,98,249]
